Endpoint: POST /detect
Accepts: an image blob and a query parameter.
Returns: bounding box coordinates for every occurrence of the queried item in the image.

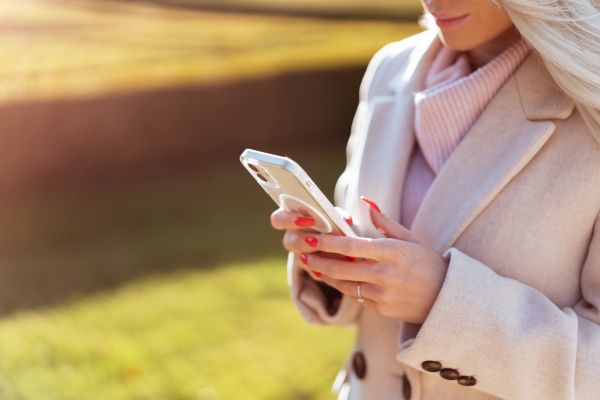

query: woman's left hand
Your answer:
[282,197,449,325]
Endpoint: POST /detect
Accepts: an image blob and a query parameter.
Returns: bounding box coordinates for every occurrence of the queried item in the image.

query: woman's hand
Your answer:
[277,196,449,325]
[270,206,354,281]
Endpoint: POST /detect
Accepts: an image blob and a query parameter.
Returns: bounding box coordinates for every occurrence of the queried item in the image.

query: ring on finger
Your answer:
[357,282,364,304]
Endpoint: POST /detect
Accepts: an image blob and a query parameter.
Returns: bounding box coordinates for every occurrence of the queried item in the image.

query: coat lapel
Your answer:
[347,30,441,238]
[350,31,575,255]
[409,51,576,254]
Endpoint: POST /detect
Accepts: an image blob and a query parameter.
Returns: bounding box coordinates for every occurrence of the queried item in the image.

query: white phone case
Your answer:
[240,148,355,237]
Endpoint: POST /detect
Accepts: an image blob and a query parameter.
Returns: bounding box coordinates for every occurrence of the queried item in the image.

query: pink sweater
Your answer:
[400,37,531,229]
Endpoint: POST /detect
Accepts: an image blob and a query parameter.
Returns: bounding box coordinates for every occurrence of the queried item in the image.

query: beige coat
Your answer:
[287,28,600,400]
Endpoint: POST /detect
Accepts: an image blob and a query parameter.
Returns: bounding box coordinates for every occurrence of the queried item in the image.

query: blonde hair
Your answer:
[420,1,600,144]
[502,0,600,143]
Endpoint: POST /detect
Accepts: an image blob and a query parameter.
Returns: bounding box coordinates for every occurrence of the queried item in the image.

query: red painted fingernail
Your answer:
[360,196,381,213]
[295,216,315,227]
[313,271,322,278]
[345,256,357,262]
[299,253,308,265]
[344,215,353,225]
[304,237,318,248]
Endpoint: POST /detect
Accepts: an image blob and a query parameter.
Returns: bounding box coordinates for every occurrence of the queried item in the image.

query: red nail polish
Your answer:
[304,237,318,248]
[295,216,315,227]
[345,256,357,262]
[360,196,381,213]
[344,215,353,226]
[299,253,308,265]
[313,271,322,278]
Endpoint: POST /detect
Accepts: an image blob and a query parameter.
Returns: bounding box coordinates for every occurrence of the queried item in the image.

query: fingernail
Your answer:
[345,256,357,262]
[360,196,381,213]
[344,215,353,225]
[313,271,322,278]
[304,237,318,248]
[295,216,315,227]
[299,253,308,265]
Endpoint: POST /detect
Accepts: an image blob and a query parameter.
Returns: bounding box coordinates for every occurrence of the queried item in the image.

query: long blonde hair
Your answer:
[501,0,600,143]
[420,1,600,144]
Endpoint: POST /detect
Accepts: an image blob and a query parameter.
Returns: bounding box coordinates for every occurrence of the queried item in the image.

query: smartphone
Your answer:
[240,148,355,237]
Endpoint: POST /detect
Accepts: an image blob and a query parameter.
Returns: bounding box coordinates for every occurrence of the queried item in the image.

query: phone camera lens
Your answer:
[256,173,268,182]
[248,164,260,173]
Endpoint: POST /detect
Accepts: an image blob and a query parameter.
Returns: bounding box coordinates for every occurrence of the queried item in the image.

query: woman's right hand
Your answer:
[272,206,358,275]
[270,207,324,280]
[271,206,357,316]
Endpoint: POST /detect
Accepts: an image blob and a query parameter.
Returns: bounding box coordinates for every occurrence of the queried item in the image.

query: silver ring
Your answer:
[356,282,364,304]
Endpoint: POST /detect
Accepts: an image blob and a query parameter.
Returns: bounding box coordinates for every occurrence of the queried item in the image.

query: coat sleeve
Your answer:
[395,208,600,399]
[286,40,400,326]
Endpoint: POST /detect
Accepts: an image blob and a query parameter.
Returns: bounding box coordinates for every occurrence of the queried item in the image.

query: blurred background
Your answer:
[0,0,422,398]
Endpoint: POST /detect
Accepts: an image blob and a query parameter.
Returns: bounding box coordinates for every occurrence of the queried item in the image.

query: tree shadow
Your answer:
[0,145,347,318]
[0,52,364,318]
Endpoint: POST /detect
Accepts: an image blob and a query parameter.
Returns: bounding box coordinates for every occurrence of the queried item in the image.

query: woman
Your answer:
[271,0,600,398]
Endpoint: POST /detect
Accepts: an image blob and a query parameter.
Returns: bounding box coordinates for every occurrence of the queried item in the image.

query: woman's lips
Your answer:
[434,14,469,29]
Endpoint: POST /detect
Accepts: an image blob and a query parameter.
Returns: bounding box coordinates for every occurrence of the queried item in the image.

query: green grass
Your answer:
[0,0,421,103]
[0,150,356,399]
[0,258,355,400]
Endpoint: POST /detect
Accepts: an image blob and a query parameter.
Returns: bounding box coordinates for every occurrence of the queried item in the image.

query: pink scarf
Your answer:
[414,37,531,174]
[401,37,531,228]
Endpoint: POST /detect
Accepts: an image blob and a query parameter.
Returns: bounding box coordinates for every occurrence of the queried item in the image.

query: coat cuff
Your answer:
[395,246,468,354]
[395,246,512,395]
[287,251,362,326]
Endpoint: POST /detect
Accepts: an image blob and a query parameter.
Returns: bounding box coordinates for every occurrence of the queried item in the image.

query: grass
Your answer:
[0,149,356,399]
[0,258,355,400]
[0,0,421,103]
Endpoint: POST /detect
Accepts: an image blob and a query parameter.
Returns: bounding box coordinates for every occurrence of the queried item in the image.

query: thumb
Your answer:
[360,196,425,244]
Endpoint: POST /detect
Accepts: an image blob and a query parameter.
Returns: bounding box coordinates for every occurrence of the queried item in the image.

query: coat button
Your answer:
[421,360,442,372]
[458,376,477,386]
[402,374,412,399]
[352,351,367,379]
[440,368,460,380]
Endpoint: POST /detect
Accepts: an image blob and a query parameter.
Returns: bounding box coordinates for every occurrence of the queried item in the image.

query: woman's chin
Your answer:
[437,33,478,52]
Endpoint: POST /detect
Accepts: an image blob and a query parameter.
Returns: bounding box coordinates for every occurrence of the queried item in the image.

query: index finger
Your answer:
[313,234,392,261]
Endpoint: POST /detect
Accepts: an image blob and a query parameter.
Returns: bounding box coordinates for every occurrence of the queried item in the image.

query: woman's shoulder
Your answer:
[515,52,600,155]
[359,29,436,101]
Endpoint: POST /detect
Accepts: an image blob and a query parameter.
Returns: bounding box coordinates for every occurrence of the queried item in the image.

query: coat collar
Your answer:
[349,29,576,254]
[389,30,575,119]
[514,51,575,121]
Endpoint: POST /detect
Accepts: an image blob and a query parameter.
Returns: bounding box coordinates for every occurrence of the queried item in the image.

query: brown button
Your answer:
[402,374,412,399]
[440,368,460,380]
[352,351,367,379]
[458,376,477,386]
[421,360,442,372]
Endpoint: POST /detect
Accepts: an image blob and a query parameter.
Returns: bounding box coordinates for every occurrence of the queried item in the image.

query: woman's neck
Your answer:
[466,26,522,69]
